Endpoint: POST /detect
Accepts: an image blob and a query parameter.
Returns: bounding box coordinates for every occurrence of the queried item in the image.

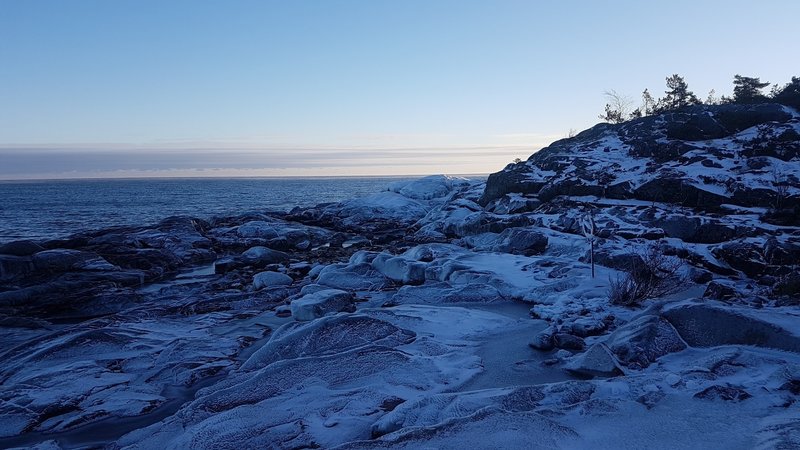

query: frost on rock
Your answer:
[3,102,800,449]
[289,289,356,321]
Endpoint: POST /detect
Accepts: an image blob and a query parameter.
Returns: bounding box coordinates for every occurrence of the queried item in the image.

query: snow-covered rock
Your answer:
[240,246,289,265]
[388,174,470,200]
[289,289,355,321]
[565,343,624,378]
[316,262,390,291]
[663,301,800,352]
[371,253,427,285]
[252,271,293,289]
[605,315,687,368]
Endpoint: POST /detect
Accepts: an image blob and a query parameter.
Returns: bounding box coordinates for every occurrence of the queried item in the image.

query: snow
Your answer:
[4,103,800,448]
[388,174,470,200]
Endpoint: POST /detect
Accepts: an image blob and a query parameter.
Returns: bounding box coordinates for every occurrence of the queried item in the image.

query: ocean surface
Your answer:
[0,176,466,242]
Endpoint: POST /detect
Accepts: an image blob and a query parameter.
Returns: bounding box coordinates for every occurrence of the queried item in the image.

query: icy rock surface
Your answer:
[2,103,800,449]
[289,289,356,321]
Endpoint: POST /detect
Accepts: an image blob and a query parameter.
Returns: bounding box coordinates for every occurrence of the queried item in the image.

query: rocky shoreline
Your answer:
[1,102,799,449]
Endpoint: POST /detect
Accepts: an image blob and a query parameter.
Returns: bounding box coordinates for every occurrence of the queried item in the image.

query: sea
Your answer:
[0,176,480,242]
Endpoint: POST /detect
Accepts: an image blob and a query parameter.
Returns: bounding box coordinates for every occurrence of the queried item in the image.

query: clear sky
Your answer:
[1,0,798,179]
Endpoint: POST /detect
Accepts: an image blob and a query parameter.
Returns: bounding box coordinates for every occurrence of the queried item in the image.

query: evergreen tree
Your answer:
[599,103,625,124]
[771,76,800,109]
[657,74,699,112]
[732,75,770,103]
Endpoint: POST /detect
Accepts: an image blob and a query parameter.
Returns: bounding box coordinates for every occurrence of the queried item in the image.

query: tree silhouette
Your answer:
[732,75,770,104]
[657,74,699,112]
[598,90,632,124]
[770,76,800,109]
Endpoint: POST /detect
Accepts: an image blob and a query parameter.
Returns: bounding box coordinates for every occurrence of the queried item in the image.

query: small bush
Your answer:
[609,245,684,306]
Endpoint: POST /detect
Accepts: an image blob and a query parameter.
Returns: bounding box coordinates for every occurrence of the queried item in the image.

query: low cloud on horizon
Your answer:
[0,141,555,180]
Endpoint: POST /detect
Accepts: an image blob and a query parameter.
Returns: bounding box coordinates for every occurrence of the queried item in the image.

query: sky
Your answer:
[1,0,799,180]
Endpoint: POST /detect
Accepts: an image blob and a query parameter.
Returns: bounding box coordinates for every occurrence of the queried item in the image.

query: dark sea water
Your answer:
[0,177,428,242]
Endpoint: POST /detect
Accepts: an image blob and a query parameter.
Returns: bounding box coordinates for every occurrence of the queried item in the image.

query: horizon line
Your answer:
[0,172,492,183]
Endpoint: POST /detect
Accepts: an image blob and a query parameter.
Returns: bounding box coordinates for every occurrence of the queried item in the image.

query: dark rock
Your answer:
[0,240,44,256]
[0,255,35,281]
[479,164,547,206]
[703,281,739,301]
[593,251,643,272]
[529,326,556,351]
[214,257,237,274]
[32,249,116,273]
[636,390,666,409]
[633,178,728,209]
[773,274,800,300]
[495,228,548,255]
[693,384,752,402]
[553,333,586,351]
[665,112,727,141]
[779,380,800,395]
[712,242,767,278]
[663,302,800,352]
[764,238,800,266]
[688,268,713,284]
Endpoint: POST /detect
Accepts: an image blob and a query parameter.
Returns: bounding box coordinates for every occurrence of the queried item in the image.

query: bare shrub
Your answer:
[609,245,685,306]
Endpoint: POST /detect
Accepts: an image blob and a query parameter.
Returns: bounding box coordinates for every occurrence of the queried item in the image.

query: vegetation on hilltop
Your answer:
[600,74,800,124]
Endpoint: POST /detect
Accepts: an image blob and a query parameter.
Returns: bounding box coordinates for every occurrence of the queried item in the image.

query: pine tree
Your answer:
[658,74,699,112]
[771,76,800,109]
[732,75,770,104]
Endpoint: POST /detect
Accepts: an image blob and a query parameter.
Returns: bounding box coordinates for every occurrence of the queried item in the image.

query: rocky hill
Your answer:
[1,102,799,449]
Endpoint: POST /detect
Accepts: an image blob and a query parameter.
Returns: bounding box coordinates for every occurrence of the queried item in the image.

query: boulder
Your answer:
[371,254,427,285]
[237,221,280,239]
[253,271,293,289]
[712,242,767,278]
[693,384,752,402]
[479,164,547,206]
[388,175,469,200]
[764,238,800,266]
[529,326,556,351]
[240,246,290,265]
[316,263,390,291]
[663,302,800,352]
[494,228,548,255]
[773,274,800,300]
[289,289,356,321]
[0,240,44,256]
[553,333,586,351]
[565,344,624,378]
[567,317,608,338]
[32,249,117,273]
[606,315,687,368]
[0,255,35,281]
[703,281,739,301]
[633,178,728,209]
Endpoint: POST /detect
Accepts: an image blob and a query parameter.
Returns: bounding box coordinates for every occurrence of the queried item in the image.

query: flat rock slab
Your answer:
[663,302,800,353]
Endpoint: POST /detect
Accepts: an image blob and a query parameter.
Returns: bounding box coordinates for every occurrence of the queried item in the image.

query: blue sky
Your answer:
[1,0,798,179]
